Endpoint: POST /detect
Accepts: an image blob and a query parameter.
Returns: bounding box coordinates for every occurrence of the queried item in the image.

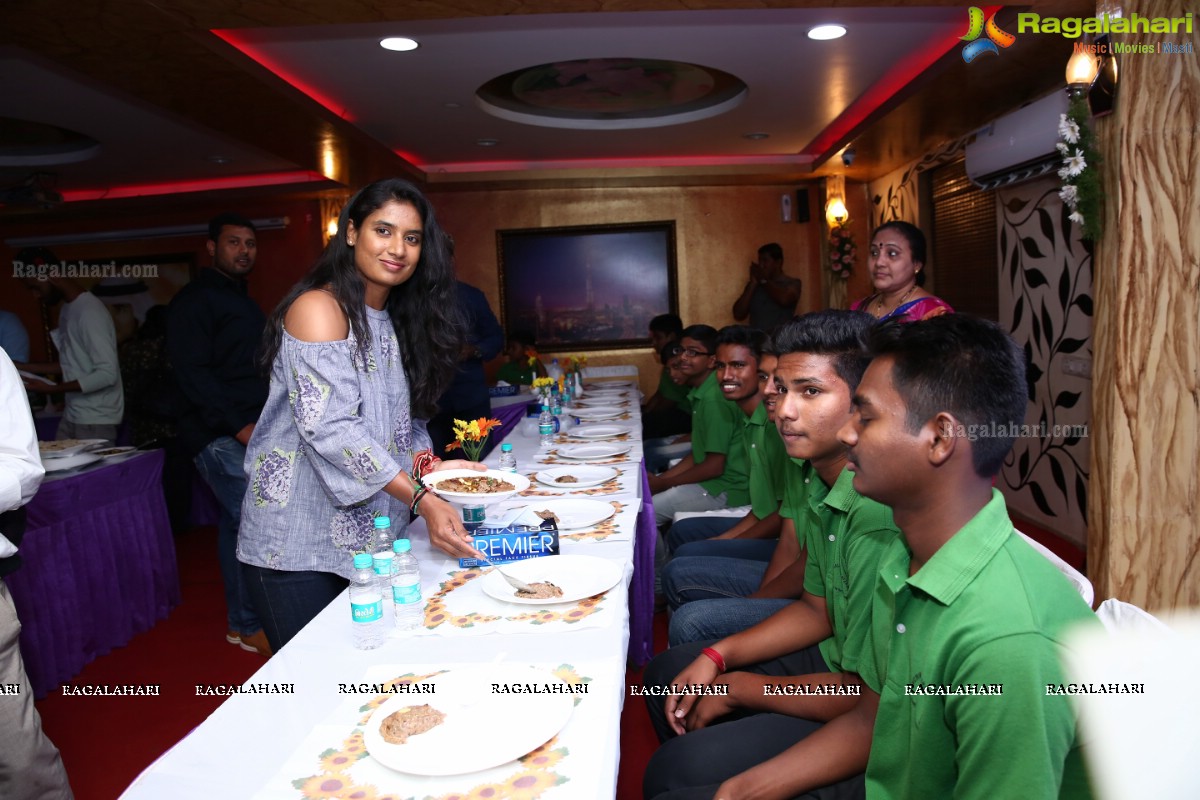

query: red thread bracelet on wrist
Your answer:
[700,647,726,673]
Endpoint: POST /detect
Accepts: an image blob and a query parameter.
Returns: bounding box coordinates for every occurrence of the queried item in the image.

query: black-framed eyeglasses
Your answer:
[671,345,711,358]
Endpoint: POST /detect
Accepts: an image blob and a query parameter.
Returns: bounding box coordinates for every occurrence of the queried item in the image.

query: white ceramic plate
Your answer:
[585,380,636,390]
[425,469,530,504]
[534,465,620,488]
[565,406,625,420]
[479,554,624,605]
[572,397,631,408]
[555,443,633,461]
[92,446,139,461]
[42,452,102,472]
[521,498,616,529]
[364,665,574,776]
[38,438,108,457]
[567,424,633,440]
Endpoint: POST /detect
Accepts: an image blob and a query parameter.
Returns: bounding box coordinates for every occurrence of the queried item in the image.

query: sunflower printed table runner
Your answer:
[253,659,622,800]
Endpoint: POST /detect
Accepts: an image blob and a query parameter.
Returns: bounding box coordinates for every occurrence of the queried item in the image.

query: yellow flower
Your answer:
[318,749,360,772]
[520,744,567,770]
[464,782,506,799]
[502,769,562,798]
[334,785,378,800]
[296,773,352,798]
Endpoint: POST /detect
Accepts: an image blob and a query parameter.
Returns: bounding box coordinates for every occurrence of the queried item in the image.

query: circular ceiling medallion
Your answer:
[476,58,747,130]
[0,117,100,166]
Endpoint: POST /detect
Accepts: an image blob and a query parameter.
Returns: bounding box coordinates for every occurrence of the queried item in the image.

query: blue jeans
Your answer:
[672,539,778,561]
[668,596,793,646]
[194,436,260,635]
[665,515,743,552]
[664,542,786,645]
[243,564,348,652]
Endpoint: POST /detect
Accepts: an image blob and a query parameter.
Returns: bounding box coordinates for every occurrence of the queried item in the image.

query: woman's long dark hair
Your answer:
[261,178,463,418]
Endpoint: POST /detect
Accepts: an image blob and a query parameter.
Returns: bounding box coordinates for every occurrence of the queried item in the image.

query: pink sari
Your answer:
[850,294,953,322]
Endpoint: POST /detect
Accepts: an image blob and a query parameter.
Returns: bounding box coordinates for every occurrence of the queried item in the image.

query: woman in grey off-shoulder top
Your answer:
[237,178,483,650]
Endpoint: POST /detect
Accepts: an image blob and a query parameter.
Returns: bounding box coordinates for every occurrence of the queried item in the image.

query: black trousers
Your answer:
[641,640,865,800]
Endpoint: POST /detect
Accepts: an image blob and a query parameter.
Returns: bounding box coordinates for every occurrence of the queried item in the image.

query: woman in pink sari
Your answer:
[851,221,953,321]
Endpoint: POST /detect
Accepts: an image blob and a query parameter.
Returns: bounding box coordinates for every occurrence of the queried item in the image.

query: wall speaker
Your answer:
[796,189,811,223]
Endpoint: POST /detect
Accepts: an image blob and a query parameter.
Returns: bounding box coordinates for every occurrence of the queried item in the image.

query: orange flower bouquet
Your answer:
[445,417,502,461]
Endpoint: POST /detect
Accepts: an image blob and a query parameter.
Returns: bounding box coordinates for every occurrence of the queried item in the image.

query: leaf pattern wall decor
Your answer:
[869,133,973,230]
[997,175,1093,547]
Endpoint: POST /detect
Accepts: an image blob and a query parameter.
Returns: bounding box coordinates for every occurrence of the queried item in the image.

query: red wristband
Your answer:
[700,647,726,674]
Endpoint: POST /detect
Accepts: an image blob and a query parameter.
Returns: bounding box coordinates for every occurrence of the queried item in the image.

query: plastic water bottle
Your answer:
[350,553,384,649]
[391,539,423,630]
[498,442,518,473]
[372,516,395,593]
[547,358,563,382]
[538,404,555,449]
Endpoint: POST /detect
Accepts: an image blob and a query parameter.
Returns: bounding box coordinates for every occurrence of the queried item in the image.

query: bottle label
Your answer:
[393,582,422,605]
[351,599,383,623]
[539,422,554,436]
[372,555,393,576]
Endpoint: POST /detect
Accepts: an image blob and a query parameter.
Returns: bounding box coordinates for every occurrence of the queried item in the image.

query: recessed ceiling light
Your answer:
[444,102,461,109]
[379,37,419,52]
[743,132,770,140]
[207,155,232,164]
[807,25,847,41]
[476,138,499,147]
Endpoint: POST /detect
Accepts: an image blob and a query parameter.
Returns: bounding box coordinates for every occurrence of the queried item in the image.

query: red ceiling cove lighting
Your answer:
[60,170,328,202]
[210,29,355,121]
[801,5,1002,160]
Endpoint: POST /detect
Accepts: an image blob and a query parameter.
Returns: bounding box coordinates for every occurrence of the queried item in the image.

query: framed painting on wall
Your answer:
[496,221,678,351]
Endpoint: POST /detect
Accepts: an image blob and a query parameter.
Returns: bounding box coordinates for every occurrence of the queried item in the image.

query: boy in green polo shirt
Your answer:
[687,315,1098,800]
[648,324,751,526]
[642,310,896,800]
[665,325,786,552]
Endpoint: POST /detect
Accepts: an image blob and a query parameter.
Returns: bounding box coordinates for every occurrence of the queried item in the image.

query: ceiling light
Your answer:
[743,132,770,140]
[444,102,461,109]
[476,138,499,147]
[807,25,847,41]
[379,37,419,52]
[206,155,231,165]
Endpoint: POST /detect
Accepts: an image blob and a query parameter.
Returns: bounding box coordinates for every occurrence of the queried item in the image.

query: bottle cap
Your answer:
[374,516,391,529]
[393,539,412,553]
[353,553,372,568]
[501,443,513,452]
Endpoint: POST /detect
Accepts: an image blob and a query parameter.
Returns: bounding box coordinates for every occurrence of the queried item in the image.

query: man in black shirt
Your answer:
[167,213,270,656]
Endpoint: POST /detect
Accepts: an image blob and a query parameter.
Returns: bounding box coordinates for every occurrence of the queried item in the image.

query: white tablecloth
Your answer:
[121,373,643,800]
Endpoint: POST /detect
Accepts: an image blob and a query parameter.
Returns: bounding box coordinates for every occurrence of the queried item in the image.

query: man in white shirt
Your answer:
[0,349,74,800]
[19,275,124,442]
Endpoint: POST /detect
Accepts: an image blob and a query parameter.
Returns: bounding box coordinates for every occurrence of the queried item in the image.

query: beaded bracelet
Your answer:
[700,647,726,674]
[409,485,430,516]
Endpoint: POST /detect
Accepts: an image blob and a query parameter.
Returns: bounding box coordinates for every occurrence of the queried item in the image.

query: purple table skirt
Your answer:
[6,449,181,698]
[629,463,656,666]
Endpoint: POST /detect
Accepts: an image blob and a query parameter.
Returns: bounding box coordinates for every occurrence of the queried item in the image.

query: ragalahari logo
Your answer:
[961,7,1017,62]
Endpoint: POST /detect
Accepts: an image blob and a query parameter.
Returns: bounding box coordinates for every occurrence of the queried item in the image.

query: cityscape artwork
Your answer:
[497,221,678,351]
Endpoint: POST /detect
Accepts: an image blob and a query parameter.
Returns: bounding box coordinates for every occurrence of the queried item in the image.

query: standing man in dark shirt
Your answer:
[731,243,802,332]
[429,279,505,454]
[167,213,270,656]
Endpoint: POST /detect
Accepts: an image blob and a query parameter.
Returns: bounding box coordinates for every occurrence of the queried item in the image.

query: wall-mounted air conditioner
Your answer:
[965,91,1069,190]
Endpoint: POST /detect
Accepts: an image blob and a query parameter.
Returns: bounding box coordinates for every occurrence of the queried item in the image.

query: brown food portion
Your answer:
[39,439,94,452]
[435,476,515,493]
[534,510,560,524]
[379,704,446,744]
[555,475,579,483]
[515,581,563,599]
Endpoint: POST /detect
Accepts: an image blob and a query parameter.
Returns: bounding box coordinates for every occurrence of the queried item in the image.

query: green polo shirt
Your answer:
[861,490,1097,800]
[495,361,535,386]
[657,366,692,414]
[778,457,819,534]
[801,467,898,677]
[687,371,750,506]
[742,403,790,519]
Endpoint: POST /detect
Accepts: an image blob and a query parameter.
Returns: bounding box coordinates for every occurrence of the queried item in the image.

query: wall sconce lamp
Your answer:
[1065,35,1118,116]
[825,173,848,227]
[826,198,849,227]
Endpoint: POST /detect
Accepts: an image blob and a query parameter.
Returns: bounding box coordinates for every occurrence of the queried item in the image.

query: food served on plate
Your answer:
[515,581,563,600]
[380,704,446,744]
[431,475,515,493]
[39,439,97,453]
[554,475,579,484]
[534,509,561,524]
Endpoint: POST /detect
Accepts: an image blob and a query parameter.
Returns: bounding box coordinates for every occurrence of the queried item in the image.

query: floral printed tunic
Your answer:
[237,304,427,580]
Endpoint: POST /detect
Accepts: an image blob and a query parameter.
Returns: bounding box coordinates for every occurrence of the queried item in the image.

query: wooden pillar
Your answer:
[1089,0,1200,610]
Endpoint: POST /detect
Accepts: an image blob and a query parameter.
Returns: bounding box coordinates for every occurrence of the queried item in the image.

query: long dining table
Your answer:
[120,373,654,799]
